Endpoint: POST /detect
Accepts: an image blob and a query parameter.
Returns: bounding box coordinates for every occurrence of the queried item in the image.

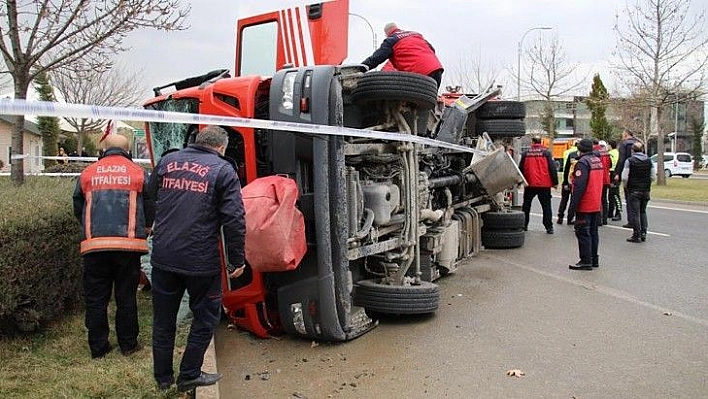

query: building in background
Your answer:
[523,97,705,157]
[0,115,44,173]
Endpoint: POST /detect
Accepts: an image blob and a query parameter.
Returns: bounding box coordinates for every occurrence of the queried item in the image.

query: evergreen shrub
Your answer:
[0,177,82,335]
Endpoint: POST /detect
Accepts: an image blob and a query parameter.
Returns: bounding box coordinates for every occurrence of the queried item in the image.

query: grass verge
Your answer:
[650,175,708,203]
[0,291,188,398]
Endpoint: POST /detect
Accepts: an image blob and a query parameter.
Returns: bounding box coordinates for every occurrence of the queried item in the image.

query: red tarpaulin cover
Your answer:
[242,175,306,272]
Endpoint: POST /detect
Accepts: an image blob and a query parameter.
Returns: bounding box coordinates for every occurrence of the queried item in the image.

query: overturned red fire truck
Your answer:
[143,0,528,341]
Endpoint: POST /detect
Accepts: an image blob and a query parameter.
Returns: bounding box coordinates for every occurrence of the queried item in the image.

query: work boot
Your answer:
[569,261,593,270]
[177,372,223,392]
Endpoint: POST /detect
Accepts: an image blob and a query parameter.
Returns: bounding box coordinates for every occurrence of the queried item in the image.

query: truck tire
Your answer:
[475,119,526,138]
[353,279,440,314]
[352,71,438,110]
[481,210,525,230]
[481,229,525,249]
[476,101,526,119]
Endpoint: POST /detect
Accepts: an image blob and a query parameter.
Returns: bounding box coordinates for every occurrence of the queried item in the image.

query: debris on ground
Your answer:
[506,369,525,377]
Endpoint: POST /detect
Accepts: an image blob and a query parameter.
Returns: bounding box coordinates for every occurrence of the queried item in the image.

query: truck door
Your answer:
[235,0,350,77]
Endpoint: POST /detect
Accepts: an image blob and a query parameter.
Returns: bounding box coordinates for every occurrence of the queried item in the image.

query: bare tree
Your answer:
[0,1,189,185]
[526,34,585,139]
[613,0,708,185]
[446,46,504,94]
[52,63,146,153]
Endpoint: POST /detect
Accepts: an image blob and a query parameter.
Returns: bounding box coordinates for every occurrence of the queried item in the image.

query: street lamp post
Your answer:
[349,13,377,52]
[517,26,552,102]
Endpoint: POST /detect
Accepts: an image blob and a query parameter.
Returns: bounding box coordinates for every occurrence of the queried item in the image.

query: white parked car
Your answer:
[650,152,693,178]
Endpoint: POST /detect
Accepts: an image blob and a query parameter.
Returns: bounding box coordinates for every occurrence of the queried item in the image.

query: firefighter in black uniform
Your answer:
[148,126,246,392]
[557,145,579,225]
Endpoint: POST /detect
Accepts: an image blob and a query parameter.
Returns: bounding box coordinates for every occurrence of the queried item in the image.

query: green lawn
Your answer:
[651,174,708,203]
[0,292,187,398]
[556,171,708,204]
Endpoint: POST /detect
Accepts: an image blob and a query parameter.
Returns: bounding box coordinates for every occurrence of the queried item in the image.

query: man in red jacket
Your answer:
[519,136,559,234]
[362,22,444,88]
[569,138,605,270]
[593,139,613,225]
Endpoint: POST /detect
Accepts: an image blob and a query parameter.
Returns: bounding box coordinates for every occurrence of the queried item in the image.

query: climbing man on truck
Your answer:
[361,22,444,88]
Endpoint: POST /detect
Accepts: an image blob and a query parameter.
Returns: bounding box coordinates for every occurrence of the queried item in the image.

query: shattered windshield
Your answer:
[145,98,199,164]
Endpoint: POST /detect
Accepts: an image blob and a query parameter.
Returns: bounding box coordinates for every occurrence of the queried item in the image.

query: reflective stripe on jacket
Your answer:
[73,148,153,255]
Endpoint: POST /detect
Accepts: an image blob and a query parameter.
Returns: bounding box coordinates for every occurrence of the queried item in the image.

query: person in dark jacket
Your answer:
[621,141,656,243]
[148,126,246,392]
[73,134,154,359]
[568,138,604,270]
[613,128,638,226]
[607,139,622,221]
[361,22,444,88]
[557,143,579,225]
[519,136,559,233]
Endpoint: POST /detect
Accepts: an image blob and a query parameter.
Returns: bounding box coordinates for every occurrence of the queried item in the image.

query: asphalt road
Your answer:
[214,197,708,398]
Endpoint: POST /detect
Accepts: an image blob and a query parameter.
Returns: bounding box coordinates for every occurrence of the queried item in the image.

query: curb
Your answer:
[196,337,220,398]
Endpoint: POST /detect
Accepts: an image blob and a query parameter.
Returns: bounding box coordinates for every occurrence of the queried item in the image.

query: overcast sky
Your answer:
[119,0,700,104]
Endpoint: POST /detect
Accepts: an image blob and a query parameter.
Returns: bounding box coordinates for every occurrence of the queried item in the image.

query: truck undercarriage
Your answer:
[144,65,527,341]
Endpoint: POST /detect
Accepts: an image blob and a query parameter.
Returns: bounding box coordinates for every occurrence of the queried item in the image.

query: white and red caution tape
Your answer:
[0,99,481,154]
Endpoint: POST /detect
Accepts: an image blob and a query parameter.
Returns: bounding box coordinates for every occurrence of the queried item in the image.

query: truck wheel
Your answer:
[353,279,440,315]
[476,101,526,119]
[352,71,438,110]
[474,119,526,138]
[481,210,525,230]
[481,229,525,249]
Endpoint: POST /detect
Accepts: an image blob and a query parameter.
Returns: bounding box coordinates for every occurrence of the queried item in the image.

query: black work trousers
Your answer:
[82,251,141,358]
[627,190,650,239]
[608,183,622,217]
[601,185,609,224]
[152,267,222,385]
[574,212,600,265]
[522,187,553,230]
[557,186,575,223]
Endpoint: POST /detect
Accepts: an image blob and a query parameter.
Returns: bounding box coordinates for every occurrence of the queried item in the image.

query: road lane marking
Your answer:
[486,253,708,329]
[647,204,708,214]
[528,212,670,237]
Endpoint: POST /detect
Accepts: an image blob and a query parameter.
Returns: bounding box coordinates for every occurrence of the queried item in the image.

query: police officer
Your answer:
[557,141,578,225]
[148,126,246,392]
[519,136,558,233]
[362,23,444,88]
[73,134,154,358]
[568,138,604,270]
[607,139,622,221]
